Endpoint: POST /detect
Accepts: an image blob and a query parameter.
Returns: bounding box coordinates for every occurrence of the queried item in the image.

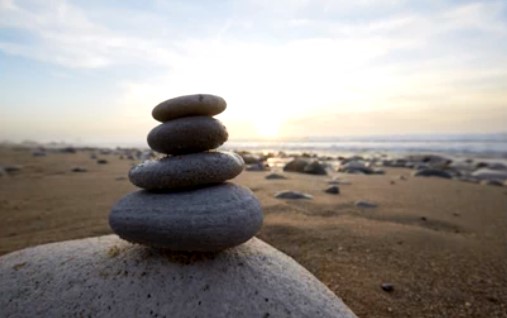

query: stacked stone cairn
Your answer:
[109,94,263,252]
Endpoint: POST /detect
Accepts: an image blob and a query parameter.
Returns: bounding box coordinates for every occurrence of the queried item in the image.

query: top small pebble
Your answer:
[152,94,227,122]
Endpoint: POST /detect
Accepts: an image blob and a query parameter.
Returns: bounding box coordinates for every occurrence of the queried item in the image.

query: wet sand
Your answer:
[1,147,506,317]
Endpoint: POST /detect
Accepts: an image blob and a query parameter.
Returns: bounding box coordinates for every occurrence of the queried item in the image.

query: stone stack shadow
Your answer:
[109,94,263,252]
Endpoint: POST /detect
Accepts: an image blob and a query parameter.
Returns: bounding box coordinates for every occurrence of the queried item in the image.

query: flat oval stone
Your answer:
[129,151,244,190]
[109,183,263,251]
[147,116,228,155]
[152,94,226,122]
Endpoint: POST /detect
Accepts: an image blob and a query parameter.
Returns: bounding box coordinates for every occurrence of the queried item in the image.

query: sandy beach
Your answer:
[1,146,506,317]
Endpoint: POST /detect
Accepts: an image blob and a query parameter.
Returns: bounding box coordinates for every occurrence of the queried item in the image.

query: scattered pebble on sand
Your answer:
[245,162,268,171]
[324,185,340,194]
[338,161,373,175]
[32,150,46,157]
[3,165,22,173]
[355,200,378,209]
[265,172,287,180]
[97,159,108,164]
[471,168,507,182]
[275,191,313,200]
[303,161,327,175]
[480,180,504,187]
[328,179,351,185]
[238,152,263,165]
[381,283,394,293]
[412,169,452,179]
[283,158,327,175]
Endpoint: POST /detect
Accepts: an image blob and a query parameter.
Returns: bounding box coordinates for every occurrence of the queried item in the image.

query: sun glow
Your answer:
[253,118,281,138]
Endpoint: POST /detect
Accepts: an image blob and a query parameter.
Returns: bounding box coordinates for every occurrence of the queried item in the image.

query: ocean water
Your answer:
[224,134,507,159]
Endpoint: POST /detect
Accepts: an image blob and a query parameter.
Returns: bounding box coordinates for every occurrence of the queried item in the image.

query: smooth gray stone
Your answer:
[457,176,480,183]
[109,183,263,251]
[471,168,507,182]
[265,172,287,180]
[339,161,374,175]
[283,158,328,175]
[3,164,22,173]
[480,179,504,187]
[245,162,268,171]
[275,190,313,200]
[324,185,340,194]
[129,151,244,190]
[32,151,46,157]
[147,116,228,155]
[71,166,87,173]
[238,152,263,164]
[486,162,507,170]
[412,169,452,179]
[0,236,357,318]
[328,179,351,185]
[303,160,328,175]
[355,200,378,209]
[283,158,309,173]
[152,94,226,122]
[404,154,451,165]
[381,283,394,293]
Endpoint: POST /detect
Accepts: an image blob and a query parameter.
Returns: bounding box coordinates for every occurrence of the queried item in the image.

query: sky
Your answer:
[0,0,506,145]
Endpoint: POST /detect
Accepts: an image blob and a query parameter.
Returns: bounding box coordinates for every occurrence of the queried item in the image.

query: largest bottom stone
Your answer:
[109,183,263,252]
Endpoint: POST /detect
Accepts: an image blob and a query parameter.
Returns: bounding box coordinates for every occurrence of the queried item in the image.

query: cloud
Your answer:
[1,0,506,140]
[0,0,183,68]
[2,0,505,69]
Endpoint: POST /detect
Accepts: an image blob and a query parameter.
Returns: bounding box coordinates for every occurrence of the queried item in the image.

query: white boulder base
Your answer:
[0,235,357,318]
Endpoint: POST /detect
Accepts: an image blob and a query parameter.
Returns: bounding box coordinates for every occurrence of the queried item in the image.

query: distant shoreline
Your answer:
[2,132,507,160]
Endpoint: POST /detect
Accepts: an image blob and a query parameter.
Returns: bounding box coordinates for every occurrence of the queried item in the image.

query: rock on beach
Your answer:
[412,169,452,179]
[265,172,287,180]
[109,183,263,251]
[355,200,378,209]
[152,94,226,122]
[283,158,309,173]
[129,151,244,190]
[325,185,340,194]
[147,116,228,155]
[283,158,327,175]
[471,168,507,182]
[0,235,357,318]
[275,190,313,200]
